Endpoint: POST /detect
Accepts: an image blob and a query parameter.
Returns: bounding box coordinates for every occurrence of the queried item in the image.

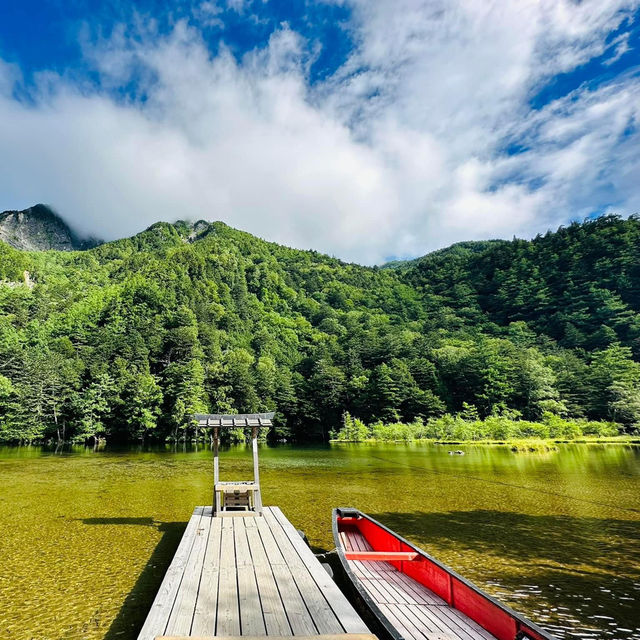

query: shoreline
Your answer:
[329,435,640,448]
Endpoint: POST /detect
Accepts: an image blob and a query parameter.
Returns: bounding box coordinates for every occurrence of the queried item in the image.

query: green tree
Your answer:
[75,373,116,446]
[366,363,401,422]
[125,373,163,441]
[589,344,640,424]
[164,360,207,441]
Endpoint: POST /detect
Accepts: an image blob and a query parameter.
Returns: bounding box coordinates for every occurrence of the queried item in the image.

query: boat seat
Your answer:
[345,551,420,561]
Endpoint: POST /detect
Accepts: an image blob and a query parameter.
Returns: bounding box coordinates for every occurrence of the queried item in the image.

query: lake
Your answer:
[0,442,638,640]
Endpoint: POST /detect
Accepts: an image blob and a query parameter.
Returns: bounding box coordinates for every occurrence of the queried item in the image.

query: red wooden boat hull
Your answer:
[333,508,557,640]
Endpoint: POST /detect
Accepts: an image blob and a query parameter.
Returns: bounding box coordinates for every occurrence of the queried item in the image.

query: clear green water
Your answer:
[0,443,639,640]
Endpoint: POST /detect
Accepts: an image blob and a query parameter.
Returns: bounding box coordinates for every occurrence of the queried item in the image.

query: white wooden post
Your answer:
[252,425,263,515]
[213,425,221,516]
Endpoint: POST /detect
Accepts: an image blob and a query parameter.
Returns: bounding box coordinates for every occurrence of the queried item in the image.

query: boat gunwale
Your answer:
[332,507,557,640]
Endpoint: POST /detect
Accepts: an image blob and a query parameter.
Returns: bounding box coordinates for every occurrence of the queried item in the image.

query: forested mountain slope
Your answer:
[401,216,640,355]
[1,214,639,443]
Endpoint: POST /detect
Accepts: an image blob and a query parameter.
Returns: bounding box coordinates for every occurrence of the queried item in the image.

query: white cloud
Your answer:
[1,1,639,263]
[193,2,225,28]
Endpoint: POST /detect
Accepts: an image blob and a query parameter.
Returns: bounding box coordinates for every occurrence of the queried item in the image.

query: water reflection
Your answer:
[0,442,638,640]
[371,510,640,639]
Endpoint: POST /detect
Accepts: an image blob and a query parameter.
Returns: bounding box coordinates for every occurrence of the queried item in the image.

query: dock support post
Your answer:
[213,425,220,516]
[252,425,263,515]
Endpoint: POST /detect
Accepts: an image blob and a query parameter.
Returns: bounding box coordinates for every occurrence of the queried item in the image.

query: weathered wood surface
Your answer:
[215,483,260,492]
[138,507,370,640]
[341,530,496,640]
[156,635,378,640]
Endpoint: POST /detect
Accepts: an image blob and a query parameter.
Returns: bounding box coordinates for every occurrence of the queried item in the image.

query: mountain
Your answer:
[0,204,100,251]
[0,211,639,444]
[400,216,640,354]
[382,240,508,270]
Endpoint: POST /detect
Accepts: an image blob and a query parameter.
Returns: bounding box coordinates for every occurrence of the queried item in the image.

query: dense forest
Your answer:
[0,214,639,444]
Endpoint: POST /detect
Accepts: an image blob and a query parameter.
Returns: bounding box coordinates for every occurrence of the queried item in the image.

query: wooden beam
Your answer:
[215,483,259,492]
[344,551,420,562]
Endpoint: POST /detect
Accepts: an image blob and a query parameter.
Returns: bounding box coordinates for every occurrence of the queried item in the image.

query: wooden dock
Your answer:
[137,506,371,640]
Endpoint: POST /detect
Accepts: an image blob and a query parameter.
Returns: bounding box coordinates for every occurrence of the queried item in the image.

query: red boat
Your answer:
[333,508,556,640]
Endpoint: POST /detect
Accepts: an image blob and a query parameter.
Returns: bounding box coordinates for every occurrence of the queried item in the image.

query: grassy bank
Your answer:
[330,411,636,446]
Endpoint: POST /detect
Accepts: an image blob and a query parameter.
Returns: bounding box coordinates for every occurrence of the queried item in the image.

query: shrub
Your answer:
[332,412,370,442]
[333,411,623,443]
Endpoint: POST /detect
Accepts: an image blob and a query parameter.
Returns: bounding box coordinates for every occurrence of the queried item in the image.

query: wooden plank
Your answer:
[234,517,252,566]
[360,575,412,605]
[214,429,220,514]
[349,560,378,581]
[245,523,292,635]
[357,568,445,616]
[144,505,370,640]
[436,606,496,640]
[377,602,424,640]
[216,519,241,636]
[165,513,211,636]
[390,602,459,640]
[269,507,370,634]
[379,603,461,640]
[191,516,223,636]
[359,570,483,640]
[346,531,363,552]
[251,428,263,514]
[357,576,400,606]
[257,510,316,634]
[408,604,495,640]
[403,605,465,640]
[264,509,342,634]
[255,512,287,565]
[156,634,378,640]
[273,508,373,635]
[346,530,372,552]
[137,507,205,640]
[270,563,318,635]
[235,519,267,635]
[237,563,266,635]
[216,483,260,492]
[386,571,447,606]
[398,603,445,638]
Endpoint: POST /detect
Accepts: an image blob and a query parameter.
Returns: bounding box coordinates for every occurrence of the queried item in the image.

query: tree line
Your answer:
[0,215,639,444]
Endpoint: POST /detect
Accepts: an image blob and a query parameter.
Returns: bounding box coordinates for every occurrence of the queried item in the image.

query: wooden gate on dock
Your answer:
[137,411,371,640]
[194,412,275,517]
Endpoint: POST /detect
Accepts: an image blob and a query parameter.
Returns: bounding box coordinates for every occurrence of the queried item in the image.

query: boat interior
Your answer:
[339,523,499,640]
[337,511,551,640]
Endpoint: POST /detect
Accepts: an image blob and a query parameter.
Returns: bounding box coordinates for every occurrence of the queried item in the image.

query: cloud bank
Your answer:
[1,0,639,263]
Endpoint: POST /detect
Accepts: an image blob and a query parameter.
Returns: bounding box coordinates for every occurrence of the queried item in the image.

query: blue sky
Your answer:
[1,0,639,263]
[1,1,355,85]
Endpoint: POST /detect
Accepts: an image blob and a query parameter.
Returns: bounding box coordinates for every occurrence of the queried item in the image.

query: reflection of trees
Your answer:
[370,510,640,639]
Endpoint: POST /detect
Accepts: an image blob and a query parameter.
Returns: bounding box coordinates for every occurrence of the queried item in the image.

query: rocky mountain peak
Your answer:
[0,205,101,251]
